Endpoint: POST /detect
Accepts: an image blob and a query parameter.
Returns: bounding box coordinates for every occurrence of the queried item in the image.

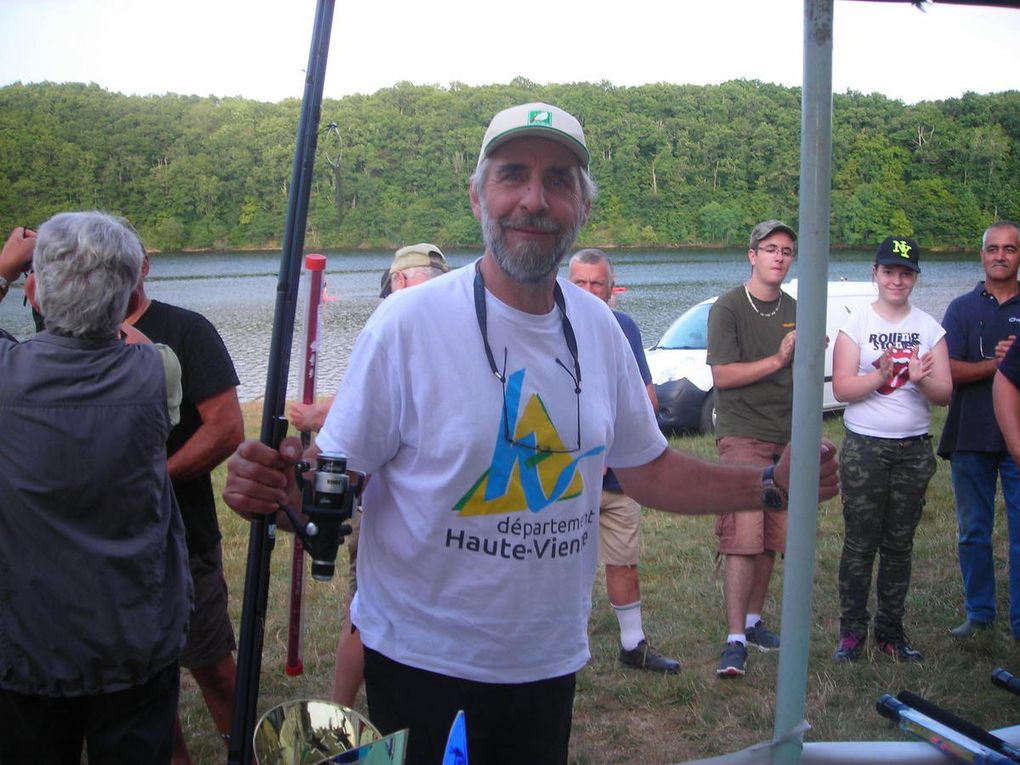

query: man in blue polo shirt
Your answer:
[568,248,680,674]
[939,220,1020,639]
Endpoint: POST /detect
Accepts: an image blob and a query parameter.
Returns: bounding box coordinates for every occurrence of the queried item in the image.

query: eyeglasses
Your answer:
[755,245,795,258]
[979,320,999,360]
[473,263,582,453]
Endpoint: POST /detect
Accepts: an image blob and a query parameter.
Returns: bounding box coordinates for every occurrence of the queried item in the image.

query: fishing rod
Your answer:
[227,1,335,763]
[285,253,327,677]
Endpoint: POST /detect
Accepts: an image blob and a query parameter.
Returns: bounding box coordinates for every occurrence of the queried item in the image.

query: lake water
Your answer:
[0,247,982,402]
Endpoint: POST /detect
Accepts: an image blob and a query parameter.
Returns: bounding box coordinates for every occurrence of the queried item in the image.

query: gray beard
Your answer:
[480,201,580,285]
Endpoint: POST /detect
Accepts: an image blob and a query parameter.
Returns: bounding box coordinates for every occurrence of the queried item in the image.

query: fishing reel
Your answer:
[282,452,364,581]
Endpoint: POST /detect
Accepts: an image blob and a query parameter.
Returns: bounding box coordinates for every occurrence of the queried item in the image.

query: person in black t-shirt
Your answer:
[126,254,244,764]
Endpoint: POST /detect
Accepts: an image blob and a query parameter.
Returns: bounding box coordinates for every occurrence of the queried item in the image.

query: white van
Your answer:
[646,279,877,434]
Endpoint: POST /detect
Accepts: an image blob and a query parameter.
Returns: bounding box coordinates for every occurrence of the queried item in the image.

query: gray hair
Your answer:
[569,248,615,281]
[983,220,1020,250]
[34,211,144,339]
[470,156,598,207]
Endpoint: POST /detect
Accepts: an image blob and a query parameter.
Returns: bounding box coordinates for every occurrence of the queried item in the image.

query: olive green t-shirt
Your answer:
[706,284,796,443]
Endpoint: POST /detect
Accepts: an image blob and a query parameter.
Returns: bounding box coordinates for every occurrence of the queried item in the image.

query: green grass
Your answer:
[182,404,1020,764]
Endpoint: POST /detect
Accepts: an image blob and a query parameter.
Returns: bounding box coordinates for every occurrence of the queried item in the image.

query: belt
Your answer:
[847,430,929,443]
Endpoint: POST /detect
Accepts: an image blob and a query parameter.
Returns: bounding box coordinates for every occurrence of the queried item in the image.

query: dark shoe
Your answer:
[949,619,992,638]
[833,632,865,663]
[716,641,748,678]
[745,620,780,652]
[618,639,681,674]
[877,637,924,663]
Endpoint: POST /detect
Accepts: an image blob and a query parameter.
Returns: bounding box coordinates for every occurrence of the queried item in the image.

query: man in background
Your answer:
[288,242,450,707]
[940,221,1020,640]
[707,219,797,678]
[568,248,679,673]
[126,254,245,764]
[379,242,450,298]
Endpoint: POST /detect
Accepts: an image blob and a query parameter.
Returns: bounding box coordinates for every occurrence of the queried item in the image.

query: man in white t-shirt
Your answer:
[223,102,839,765]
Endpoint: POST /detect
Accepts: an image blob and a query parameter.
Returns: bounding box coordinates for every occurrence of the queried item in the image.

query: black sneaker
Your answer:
[716,641,748,678]
[745,620,780,652]
[618,639,681,674]
[833,632,865,663]
[876,637,924,663]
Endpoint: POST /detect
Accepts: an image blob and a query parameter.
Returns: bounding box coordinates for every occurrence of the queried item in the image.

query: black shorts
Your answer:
[363,647,575,765]
[180,541,236,670]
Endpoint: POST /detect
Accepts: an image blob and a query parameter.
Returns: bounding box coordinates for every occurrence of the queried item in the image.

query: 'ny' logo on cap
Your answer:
[528,110,553,126]
[892,240,913,258]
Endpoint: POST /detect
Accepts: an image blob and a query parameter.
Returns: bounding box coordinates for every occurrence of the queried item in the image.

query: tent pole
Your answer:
[773,1,835,763]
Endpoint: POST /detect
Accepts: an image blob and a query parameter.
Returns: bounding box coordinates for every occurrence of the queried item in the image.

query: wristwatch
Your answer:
[760,464,788,510]
[0,275,9,298]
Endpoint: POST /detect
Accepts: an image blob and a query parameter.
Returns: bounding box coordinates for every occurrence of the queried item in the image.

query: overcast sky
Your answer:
[1,0,1017,104]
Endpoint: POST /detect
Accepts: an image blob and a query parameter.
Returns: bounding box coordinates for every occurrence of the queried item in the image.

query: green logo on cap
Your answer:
[528,110,553,126]
[892,240,913,259]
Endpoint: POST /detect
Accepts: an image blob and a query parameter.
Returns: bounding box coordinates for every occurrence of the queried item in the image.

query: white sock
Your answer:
[745,614,762,630]
[612,601,645,651]
[727,632,748,646]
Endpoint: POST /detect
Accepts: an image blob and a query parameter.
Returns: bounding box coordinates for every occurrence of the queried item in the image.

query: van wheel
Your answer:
[699,394,716,435]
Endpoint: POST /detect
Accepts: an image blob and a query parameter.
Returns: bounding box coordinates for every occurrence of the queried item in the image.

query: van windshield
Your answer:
[651,302,713,350]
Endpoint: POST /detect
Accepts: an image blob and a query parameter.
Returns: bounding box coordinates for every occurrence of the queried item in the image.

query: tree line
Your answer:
[1,79,1017,253]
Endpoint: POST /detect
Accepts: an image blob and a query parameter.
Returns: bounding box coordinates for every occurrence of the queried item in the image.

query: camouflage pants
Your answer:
[837,430,936,640]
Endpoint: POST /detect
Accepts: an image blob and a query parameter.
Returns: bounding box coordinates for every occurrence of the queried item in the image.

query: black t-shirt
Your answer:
[134,300,239,554]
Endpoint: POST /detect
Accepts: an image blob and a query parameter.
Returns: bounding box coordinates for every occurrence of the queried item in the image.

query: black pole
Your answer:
[227,2,335,763]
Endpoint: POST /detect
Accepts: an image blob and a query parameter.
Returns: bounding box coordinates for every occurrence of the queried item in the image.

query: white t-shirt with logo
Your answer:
[839,304,946,439]
[316,263,666,683]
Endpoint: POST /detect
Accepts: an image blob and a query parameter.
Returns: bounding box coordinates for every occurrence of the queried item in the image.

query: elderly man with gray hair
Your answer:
[225,104,838,765]
[0,211,191,764]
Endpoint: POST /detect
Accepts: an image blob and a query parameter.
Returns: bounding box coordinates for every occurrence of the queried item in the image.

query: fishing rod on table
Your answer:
[227,1,338,762]
[877,668,1020,765]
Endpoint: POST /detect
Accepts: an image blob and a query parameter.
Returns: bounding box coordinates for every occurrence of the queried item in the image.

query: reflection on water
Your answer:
[0,248,976,402]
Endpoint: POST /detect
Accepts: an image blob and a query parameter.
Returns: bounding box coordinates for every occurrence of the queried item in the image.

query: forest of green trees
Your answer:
[1,79,1017,252]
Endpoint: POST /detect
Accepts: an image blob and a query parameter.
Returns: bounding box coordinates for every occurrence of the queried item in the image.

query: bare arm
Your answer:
[712,330,796,390]
[0,227,35,300]
[614,439,838,514]
[911,338,952,407]
[167,387,244,482]
[995,370,1020,468]
[949,336,1016,385]
[645,383,658,412]
[288,395,335,433]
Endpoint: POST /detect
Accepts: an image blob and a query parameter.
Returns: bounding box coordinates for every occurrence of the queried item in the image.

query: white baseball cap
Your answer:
[477,102,589,170]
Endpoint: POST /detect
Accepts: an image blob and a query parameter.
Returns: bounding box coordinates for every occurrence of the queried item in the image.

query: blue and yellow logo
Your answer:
[454,369,604,516]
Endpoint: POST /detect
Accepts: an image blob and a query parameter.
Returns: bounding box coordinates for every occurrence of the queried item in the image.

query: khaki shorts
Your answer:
[598,489,641,566]
[180,541,236,670]
[714,436,787,555]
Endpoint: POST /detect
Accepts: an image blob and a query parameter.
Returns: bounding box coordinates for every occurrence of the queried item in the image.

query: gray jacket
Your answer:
[0,332,191,696]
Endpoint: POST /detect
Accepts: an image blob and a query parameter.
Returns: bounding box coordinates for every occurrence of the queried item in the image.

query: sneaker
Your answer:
[833,632,865,663]
[618,639,681,674]
[745,620,781,652]
[949,619,992,638]
[876,637,924,663]
[716,641,748,678]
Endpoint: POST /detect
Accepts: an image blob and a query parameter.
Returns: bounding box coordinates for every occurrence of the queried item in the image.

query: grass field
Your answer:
[180,403,1020,764]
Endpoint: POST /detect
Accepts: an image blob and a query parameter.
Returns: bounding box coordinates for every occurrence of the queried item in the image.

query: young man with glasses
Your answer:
[223,107,837,765]
[707,219,798,678]
[939,220,1020,641]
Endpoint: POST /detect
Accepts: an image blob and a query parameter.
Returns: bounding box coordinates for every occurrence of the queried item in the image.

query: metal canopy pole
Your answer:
[772,1,835,763]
